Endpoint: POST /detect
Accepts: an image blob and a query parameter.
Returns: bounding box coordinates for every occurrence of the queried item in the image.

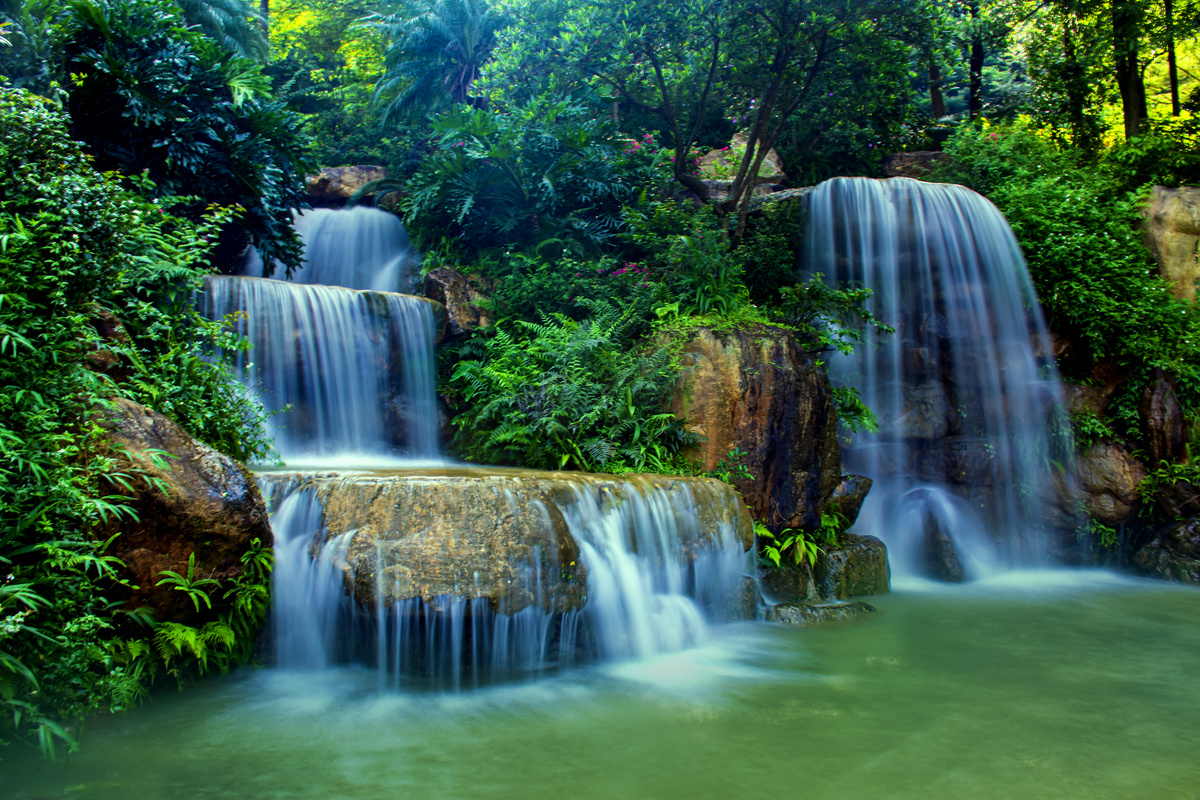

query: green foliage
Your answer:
[449,300,696,471]
[755,521,824,569]
[402,94,661,260]
[0,85,270,756]
[775,274,894,357]
[28,0,315,274]
[361,0,507,123]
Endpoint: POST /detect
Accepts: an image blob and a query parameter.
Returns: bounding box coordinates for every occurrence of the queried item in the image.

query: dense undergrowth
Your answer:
[0,86,273,756]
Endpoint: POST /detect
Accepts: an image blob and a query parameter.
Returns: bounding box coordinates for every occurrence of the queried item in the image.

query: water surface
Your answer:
[7,573,1198,800]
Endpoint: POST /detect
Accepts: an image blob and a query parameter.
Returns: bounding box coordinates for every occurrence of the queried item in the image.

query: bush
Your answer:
[448,301,695,471]
[0,85,270,756]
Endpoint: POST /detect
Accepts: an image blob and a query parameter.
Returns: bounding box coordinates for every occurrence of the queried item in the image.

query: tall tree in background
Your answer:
[362,0,507,124]
[1112,0,1148,137]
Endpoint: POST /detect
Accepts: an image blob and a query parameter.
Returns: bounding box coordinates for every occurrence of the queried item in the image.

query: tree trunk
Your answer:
[1112,0,1147,138]
[1166,0,1181,115]
[260,0,269,34]
[1061,9,1093,151]
[968,2,984,119]
[929,58,947,119]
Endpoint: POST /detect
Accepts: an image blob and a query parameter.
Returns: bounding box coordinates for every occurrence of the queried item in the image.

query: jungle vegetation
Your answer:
[0,0,1197,757]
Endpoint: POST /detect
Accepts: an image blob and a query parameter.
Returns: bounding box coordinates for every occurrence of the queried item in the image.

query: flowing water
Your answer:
[7,576,1198,799]
[806,177,1076,579]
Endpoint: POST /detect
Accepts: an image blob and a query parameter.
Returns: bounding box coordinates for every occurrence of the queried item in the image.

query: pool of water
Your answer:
[7,570,1199,800]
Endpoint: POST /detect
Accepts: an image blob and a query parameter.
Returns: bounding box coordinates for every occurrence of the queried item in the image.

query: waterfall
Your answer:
[262,472,749,689]
[806,177,1074,579]
[242,207,420,293]
[199,277,439,465]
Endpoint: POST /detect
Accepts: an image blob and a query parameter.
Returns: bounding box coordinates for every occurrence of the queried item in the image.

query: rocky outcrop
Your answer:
[306,166,387,206]
[1076,441,1147,525]
[422,267,493,339]
[881,151,949,179]
[1139,185,1200,302]
[826,475,872,527]
[698,133,788,184]
[264,469,753,614]
[813,534,890,600]
[1135,518,1200,584]
[668,323,842,531]
[764,600,876,626]
[923,512,965,582]
[1141,369,1189,466]
[100,399,271,624]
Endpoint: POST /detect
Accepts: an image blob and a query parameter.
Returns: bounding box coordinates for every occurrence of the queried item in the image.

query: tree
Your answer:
[488,0,913,241]
[360,0,507,125]
[175,0,268,60]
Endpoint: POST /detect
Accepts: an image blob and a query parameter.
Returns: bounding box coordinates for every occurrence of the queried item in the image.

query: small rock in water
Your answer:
[923,510,966,582]
[763,601,876,626]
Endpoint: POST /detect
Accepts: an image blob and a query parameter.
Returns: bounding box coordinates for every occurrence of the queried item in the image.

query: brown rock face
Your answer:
[1135,518,1200,584]
[1140,185,1200,301]
[266,469,753,614]
[1141,369,1189,466]
[1075,441,1147,525]
[306,166,388,206]
[668,324,841,531]
[100,399,271,624]
[826,475,872,527]
[422,267,493,339]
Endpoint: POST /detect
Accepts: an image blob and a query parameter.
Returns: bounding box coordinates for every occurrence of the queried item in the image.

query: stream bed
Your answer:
[7,570,1199,800]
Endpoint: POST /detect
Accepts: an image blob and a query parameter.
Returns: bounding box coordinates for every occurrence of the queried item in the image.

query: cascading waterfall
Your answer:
[806,177,1075,579]
[242,206,420,293]
[262,473,748,689]
[199,276,439,464]
[215,205,747,685]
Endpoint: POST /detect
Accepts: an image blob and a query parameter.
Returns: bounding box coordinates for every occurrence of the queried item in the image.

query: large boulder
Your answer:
[265,469,753,614]
[306,165,387,206]
[813,534,890,600]
[1135,518,1200,584]
[923,511,965,582]
[422,267,494,339]
[698,133,788,184]
[1076,441,1147,525]
[668,323,841,531]
[100,399,271,624]
[1140,185,1200,302]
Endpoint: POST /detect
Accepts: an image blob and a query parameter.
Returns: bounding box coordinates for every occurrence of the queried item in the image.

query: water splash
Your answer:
[806,177,1075,578]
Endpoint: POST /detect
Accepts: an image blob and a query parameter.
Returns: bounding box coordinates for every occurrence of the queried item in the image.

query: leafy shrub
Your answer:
[0,85,270,756]
[402,94,666,260]
[449,300,695,471]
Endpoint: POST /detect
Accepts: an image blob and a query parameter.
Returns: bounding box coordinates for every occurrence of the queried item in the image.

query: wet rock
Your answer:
[100,398,271,624]
[923,511,965,582]
[306,165,387,206]
[763,601,876,626]
[757,562,818,605]
[266,469,753,615]
[1141,368,1189,466]
[422,267,493,339]
[1135,518,1200,584]
[1139,185,1200,302]
[881,152,949,179]
[827,475,872,528]
[812,534,890,599]
[668,323,841,531]
[1157,478,1200,519]
[717,575,761,622]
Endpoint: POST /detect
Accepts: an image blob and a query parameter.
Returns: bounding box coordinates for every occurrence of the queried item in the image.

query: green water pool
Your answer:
[6,570,1199,800]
